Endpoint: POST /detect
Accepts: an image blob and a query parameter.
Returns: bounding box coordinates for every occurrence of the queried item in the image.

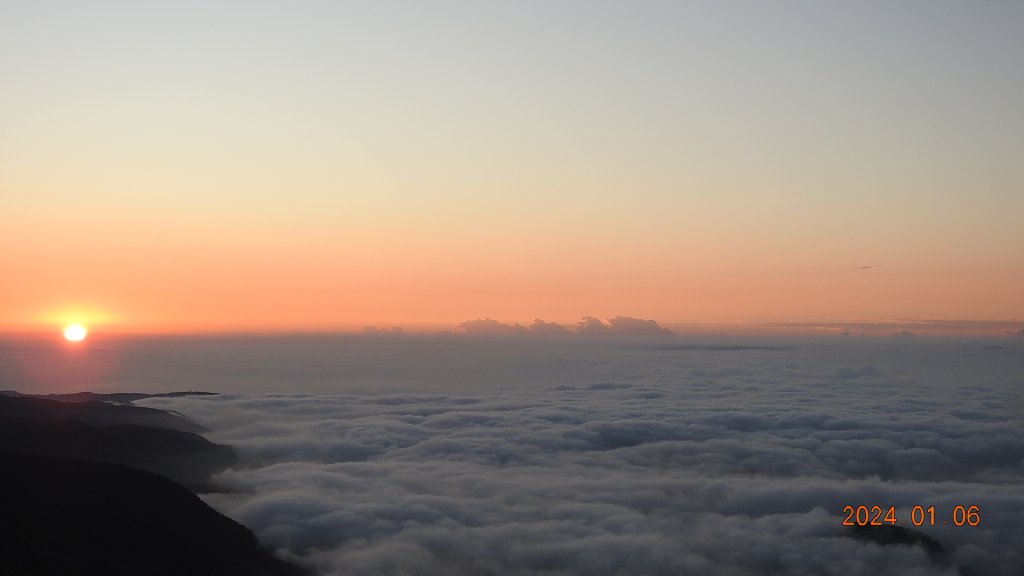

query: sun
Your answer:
[63,323,88,342]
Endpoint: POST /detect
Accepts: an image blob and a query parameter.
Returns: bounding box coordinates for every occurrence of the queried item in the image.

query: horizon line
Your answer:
[2,317,1023,339]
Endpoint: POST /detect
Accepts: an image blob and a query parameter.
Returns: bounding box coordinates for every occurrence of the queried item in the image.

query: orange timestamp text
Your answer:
[842,505,980,527]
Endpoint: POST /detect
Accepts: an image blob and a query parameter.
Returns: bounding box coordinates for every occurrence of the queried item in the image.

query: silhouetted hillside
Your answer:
[0,395,235,491]
[0,453,305,576]
[0,416,235,491]
[0,389,217,406]
[0,393,208,433]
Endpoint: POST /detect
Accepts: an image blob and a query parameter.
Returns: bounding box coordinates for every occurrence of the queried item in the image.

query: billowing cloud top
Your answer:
[461,316,674,336]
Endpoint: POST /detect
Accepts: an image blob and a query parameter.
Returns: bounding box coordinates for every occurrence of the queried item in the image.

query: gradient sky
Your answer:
[2,1,1022,332]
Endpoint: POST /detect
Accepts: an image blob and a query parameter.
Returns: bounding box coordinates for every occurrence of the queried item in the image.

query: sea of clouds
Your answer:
[133,335,1024,576]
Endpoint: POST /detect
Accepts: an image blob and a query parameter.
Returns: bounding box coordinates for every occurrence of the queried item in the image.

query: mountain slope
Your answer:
[0,453,304,576]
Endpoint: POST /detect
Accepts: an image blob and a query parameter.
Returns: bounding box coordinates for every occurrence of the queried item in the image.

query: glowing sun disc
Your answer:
[64,324,88,342]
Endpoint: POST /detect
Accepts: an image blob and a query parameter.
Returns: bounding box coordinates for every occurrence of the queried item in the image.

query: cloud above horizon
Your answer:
[460,316,674,336]
[139,338,1024,576]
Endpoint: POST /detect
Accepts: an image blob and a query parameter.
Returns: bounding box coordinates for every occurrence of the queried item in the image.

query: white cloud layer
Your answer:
[139,337,1024,576]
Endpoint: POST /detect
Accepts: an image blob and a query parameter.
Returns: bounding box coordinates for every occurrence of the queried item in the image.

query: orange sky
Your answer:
[2,3,1022,334]
[4,211,1021,333]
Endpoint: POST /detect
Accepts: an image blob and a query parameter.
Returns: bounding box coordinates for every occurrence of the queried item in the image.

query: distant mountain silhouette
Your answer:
[0,453,305,576]
[0,392,209,432]
[0,391,305,574]
[0,395,233,491]
[0,389,217,405]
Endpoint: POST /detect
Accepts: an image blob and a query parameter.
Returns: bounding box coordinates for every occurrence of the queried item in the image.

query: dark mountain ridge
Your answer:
[0,394,233,490]
[0,391,211,432]
[0,453,304,576]
[0,390,307,575]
